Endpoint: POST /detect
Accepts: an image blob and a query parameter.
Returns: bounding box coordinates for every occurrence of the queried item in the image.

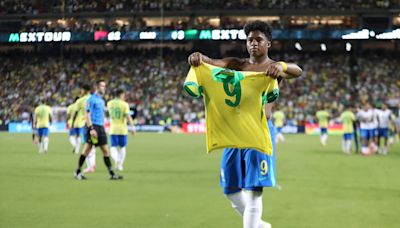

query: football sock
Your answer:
[75,137,81,153]
[119,147,126,166]
[43,137,49,151]
[69,136,76,148]
[226,191,246,216]
[243,191,263,228]
[76,154,87,174]
[110,147,119,165]
[103,156,115,176]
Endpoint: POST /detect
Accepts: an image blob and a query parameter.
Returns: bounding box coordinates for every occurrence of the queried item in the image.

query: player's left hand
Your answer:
[266,62,283,79]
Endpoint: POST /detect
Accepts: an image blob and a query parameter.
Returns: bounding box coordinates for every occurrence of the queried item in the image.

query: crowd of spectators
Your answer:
[1,48,399,127]
[1,0,397,15]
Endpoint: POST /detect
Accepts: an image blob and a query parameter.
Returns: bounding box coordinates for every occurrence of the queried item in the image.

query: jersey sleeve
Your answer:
[184,66,203,98]
[86,97,92,112]
[262,78,279,104]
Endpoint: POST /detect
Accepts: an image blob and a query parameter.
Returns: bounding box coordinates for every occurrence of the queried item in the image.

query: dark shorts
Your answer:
[85,125,107,147]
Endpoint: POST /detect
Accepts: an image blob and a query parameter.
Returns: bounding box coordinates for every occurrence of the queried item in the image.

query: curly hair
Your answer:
[244,20,272,41]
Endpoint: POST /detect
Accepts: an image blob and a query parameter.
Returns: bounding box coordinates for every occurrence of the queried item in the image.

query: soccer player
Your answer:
[357,102,377,155]
[188,20,302,228]
[316,106,330,146]
[272,106,285,143]
[340,106,356,154]
[74,80,122,180]
[376,103,394,155]
[72,84,96,172]
[33,99,52,153]
[107,89,135,171]
[67,97,79,153]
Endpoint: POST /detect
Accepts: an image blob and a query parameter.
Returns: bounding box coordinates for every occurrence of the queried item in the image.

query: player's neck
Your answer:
[248,55,270,65]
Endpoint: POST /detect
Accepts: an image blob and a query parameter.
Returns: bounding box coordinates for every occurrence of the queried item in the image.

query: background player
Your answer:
[188,20,302,228]
[376,103,394,155]
[316,105,330,146]
[72,84,96,172]
[74,80,122,180]
[67,97,79,153]
[33,99,52,154]
[107,89,135,171]
[340,106,356,154]
[357,102,377,155]
[272,106,286,144]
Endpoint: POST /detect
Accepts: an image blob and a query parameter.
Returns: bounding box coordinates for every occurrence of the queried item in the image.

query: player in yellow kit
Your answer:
[33,99,52,154]
[67,97,79,153]
[71,84,96,172]
[316,106,330,146]
[107,89,135,171]
[340,106,356,154]
[272,106,286,144]
[188,21,302,228]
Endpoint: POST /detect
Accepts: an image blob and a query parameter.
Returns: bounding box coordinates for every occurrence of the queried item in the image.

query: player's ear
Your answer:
[266,40,271,48]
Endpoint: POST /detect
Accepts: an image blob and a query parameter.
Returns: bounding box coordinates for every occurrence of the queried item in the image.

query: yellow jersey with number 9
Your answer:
[184,63,279,155]
[34,104,52,128]
[107,99,130,135]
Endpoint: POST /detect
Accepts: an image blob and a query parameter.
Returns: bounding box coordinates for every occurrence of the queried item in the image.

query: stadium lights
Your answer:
[295,42,302,51]
[346,42,351,52]
[320,43,327,52]
[376,29,400,39]
[341,29,370,40]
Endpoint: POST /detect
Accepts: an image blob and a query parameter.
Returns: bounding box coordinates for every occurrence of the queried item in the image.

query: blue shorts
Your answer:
[276,127,282,134]
[360,129,374,140]
[320,128,328,134]
[110,135,128,147]
[220,120,276,194]
[69,127,84,136]
[378,128,388,138]
[343,133,352,140]
[37,128,49,137]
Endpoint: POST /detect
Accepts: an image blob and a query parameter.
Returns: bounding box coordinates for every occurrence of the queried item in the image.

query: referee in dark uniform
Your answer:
[74,80,122,180]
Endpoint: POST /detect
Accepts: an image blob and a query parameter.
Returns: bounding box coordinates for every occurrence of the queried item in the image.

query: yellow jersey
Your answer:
[74,94,90,128]
[184,63,279,155]
[316,110,330,128]
[34,104,52,128]
[273,111,285,127]
[340,111,355,133]
[107,99,130,135]
[67,103,76,127]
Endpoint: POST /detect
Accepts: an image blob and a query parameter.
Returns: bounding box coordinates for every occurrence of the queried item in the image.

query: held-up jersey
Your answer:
[184,63,279,155]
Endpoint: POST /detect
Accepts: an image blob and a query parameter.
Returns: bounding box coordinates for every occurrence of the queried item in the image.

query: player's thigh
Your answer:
[243,149,275,189]
[118,135,127,147]
[220,148,243,191]
[110,135,119,147]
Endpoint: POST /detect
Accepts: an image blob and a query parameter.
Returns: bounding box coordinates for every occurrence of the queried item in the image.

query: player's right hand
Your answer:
[188,52,202,67]
[90,129,97,138]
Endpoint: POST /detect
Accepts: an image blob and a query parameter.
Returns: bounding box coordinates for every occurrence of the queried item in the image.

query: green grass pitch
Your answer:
[0,132,399,228]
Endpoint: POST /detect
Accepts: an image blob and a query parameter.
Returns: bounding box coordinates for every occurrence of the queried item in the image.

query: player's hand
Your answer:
[188,52,203,67]
[130,126,136,136]
[90,129,97,138]
[266,62,283,79]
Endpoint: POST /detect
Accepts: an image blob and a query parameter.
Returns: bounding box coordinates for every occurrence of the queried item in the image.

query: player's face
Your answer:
[97,82,106,95]
[246,31,271,58]
[120,93,126,100]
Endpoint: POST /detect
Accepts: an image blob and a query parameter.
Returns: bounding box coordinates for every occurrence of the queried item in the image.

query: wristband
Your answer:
[278,61,287,73]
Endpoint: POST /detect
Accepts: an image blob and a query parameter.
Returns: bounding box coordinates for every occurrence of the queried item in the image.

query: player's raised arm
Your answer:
[265,61,303,79]
[187,52,242,68]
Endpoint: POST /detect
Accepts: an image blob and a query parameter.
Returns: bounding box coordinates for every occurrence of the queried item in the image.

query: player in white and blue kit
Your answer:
[376,103,393,155]
[357,103,377,155]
